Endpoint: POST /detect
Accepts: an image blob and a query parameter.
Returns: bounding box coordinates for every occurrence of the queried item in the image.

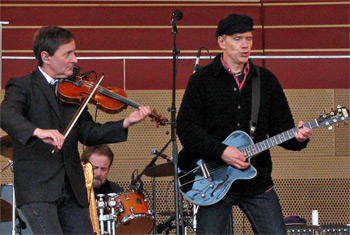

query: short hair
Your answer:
[81,145,114,167]
[33,26,74,66]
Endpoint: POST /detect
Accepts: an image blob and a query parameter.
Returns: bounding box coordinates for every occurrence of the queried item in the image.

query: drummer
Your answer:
[81,145,124,200]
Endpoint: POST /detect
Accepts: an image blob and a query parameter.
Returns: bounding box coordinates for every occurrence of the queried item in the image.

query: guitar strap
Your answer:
[249,66,260,140]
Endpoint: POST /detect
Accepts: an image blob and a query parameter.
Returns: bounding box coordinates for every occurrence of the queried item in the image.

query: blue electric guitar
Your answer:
[178,106,349,206]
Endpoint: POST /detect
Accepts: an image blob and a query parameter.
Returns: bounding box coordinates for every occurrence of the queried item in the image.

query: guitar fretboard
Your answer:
[242,120,318,158]
[206,120,319,173]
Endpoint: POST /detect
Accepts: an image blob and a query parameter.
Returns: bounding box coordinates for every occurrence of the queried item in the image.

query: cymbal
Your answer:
[144,161,174,177]
[158,210,193,217]
[0,198,18,222]
[0,135,13,159]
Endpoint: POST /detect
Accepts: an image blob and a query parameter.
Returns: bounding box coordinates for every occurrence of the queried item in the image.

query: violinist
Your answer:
[0,25,151,234]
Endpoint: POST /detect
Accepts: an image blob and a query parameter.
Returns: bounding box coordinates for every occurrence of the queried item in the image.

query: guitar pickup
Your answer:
[200,160,212,181]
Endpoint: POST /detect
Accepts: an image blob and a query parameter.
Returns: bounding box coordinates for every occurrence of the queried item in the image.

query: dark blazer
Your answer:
[1,69,128,207]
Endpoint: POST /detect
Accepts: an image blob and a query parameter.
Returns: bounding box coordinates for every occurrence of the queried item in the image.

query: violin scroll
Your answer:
[150,109,168,127]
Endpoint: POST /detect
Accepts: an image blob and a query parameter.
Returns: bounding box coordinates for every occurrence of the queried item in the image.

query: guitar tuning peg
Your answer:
[336,123,340,127]
[328,125,333,130]
[344,121,348,125]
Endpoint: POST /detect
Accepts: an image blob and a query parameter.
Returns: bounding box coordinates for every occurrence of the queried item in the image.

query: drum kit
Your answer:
[86,160,196,235]
[0,135,197,234]
[95,191,154,234]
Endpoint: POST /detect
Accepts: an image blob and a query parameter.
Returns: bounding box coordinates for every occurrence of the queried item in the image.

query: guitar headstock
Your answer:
[150,108,169,127]
[317,106,349,129]
[83,162,93,190]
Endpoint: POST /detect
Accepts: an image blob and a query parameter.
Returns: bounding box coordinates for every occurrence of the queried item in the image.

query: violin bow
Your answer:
[52,74,105,153]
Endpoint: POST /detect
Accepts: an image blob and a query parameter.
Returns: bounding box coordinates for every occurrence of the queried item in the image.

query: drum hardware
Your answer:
[158,211,193,217]
[156,215,176,234]
[96,194,107,234]
[128,149,171,234]
[95,192,153,235]
[192,204,199,234]
[157,180,194,235]
[156,214,194,235]
[96,193,120,235]
[0,135,25,235]
[106,193,119,235]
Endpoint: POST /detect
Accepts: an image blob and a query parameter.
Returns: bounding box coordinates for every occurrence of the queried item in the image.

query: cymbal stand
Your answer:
[11,161,17,235]
[152,176,156,234]
[0,160,18,235]
[133,154,163,234]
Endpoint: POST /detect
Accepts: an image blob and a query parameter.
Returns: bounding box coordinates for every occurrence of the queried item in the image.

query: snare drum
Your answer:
[115,192,154,234]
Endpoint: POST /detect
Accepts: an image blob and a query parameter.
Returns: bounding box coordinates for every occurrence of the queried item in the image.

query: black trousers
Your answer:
[21,176,94,234]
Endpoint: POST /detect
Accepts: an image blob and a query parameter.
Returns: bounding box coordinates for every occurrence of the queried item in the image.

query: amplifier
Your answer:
[287,225,350,235]
[321,225,350,234]
[287,225,321,235]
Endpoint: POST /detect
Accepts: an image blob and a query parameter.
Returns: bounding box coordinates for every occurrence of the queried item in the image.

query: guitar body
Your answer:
[178,131,257,206]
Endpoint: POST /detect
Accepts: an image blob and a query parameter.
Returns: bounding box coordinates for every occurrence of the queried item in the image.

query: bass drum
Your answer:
[115,192,154,234]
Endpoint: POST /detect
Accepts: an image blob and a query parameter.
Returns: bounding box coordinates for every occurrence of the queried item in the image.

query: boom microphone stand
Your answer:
[170,9,183,235]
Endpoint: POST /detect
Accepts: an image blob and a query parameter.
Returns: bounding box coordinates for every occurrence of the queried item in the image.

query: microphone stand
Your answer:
[171,17,182,235]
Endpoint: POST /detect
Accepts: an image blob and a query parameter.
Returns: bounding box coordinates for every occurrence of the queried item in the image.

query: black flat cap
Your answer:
[216,14,254,38]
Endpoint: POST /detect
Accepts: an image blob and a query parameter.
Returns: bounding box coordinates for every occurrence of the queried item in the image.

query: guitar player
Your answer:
[177,13,313,234]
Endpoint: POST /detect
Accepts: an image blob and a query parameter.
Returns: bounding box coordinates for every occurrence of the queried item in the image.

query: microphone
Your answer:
[193,47,202,73]
[67,65,80,79]
[150,149,172,162]
[81,70,94,79]
[171,10,183,24]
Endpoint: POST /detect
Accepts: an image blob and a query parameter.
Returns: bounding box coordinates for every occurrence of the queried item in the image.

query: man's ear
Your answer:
[41,51,50,64]
[217,36,225,49]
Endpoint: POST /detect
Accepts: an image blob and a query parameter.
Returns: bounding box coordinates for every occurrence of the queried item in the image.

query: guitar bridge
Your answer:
[200,161,212,181]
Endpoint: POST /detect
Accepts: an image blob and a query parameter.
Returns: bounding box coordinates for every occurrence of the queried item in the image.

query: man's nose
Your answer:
[94,168,101,176]
[71,53,78,63]
[241,39,248,47]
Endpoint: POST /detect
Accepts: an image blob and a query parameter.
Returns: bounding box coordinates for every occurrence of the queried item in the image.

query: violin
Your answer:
[56,73,168,127]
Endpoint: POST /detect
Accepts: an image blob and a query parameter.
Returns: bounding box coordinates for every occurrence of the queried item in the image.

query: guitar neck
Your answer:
[242,119,318,158]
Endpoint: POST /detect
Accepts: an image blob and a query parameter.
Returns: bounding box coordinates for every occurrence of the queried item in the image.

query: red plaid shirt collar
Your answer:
[220,55,250,91]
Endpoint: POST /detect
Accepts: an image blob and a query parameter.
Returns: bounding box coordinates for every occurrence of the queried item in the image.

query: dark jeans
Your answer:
[21,177,94,234]
[196,188,286,235]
